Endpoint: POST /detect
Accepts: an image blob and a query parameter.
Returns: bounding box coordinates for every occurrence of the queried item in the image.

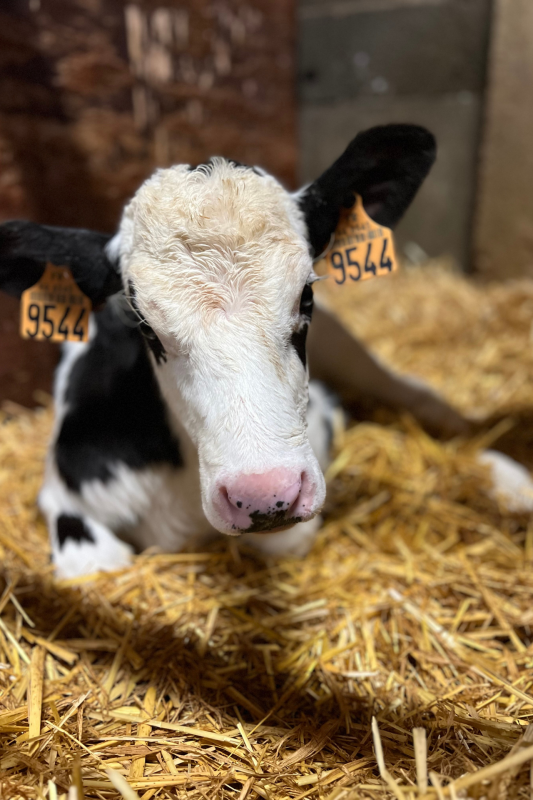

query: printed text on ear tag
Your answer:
[20,263,91,343]
[317,194,399,285]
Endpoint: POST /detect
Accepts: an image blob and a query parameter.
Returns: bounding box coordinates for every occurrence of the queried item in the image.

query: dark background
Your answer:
[0,0,297,405]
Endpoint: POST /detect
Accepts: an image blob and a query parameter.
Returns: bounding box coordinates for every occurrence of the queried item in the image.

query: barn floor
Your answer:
[2,264,533,800]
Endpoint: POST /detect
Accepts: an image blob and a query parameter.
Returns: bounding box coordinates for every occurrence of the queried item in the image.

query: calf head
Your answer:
[0,124,435,535]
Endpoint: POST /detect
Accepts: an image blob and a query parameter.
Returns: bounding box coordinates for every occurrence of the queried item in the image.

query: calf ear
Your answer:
[0,221,122,305]
[298,124,436,258]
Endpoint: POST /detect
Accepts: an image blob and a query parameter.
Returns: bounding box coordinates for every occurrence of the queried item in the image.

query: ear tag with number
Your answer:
[317,194,399,286]
[20,262,91,343]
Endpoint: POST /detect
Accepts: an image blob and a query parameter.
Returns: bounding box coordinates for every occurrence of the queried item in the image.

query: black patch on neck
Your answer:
[57,514,95,549]
[56,301,183,492]
[128,282,167,365]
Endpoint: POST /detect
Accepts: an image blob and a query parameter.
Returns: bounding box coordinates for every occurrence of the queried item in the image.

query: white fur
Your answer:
[105,232,122,264]
[39,465,134,577]
[307,381,339,472]
[54,518,133,580]
[479,450,533,512]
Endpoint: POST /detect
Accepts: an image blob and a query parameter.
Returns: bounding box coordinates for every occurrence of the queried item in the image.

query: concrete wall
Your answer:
[298,0,492,269]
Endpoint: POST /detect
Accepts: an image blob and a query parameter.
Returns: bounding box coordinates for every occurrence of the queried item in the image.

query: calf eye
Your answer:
[139,321,167,365]
[290,283,314,368]
[128,282,167,365]
[299,283,314,320]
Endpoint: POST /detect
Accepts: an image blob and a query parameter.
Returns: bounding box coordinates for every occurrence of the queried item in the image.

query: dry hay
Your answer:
[1,265,533,800]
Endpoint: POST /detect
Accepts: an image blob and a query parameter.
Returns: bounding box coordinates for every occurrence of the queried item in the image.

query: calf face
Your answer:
[0,124,436,536]
[112,159,322,533]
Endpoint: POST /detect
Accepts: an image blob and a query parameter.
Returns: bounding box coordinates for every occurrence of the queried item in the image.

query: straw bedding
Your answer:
[2,264,533,799]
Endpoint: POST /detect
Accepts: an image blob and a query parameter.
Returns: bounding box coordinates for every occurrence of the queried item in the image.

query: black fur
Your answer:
[291,283,314,368]
[299,283,314,320]
[188,158,262,176]
[0,221,121,304]
[56,299,183,492]
[246,510,302,533]
[298,124,436,257]
[56,514,95,548]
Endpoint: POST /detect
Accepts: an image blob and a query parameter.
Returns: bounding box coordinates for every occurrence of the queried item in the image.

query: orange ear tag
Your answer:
[316,194,399,285]
[20,262,91,343]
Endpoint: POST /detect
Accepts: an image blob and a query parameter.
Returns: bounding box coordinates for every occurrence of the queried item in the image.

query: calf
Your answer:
[0,124,458,577]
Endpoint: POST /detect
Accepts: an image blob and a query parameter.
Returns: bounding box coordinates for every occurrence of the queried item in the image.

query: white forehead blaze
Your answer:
[115,160,312,339]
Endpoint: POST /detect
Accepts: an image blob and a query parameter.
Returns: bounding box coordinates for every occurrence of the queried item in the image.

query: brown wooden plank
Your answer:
[473,0,533,279]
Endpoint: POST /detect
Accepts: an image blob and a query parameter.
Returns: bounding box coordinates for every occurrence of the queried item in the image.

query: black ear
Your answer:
[0,221,122,305]
[298,124,436,258]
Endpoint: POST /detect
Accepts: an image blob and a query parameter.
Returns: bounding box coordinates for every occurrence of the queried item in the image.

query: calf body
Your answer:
[1,124,463,577]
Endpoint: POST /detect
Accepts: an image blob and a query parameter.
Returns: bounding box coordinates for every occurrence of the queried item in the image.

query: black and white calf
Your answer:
[0,124,469,577]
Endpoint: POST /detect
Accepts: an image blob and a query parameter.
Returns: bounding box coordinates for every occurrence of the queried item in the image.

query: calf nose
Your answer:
[216,468,312,532]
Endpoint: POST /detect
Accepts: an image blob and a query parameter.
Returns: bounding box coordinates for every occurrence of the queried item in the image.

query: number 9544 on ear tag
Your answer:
[319,194,399,285]
[20,263,91,343]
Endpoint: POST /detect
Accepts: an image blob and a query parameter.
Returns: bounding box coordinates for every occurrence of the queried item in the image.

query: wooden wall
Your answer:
[0,0,297,405]
[473,0,533,280]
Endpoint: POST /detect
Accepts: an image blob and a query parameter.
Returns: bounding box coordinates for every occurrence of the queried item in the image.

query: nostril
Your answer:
[222,488,245,511]
[284,475,304,514]
[220,487,235,509]
[217,487,231,513]
[292,470,317,516]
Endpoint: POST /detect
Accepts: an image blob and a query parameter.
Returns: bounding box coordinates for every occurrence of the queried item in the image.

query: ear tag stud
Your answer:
[20,262,91,343]
[316,194,399,286]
